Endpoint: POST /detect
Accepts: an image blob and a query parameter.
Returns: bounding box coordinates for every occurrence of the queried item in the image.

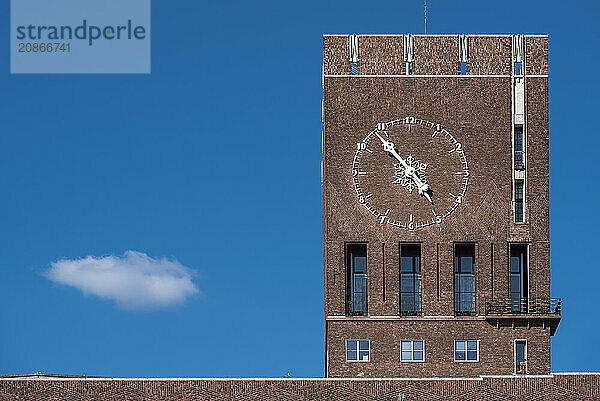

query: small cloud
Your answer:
[45,251,199,310]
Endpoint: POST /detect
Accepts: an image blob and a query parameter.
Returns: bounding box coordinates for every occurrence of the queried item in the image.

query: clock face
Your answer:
[352,117,469,230]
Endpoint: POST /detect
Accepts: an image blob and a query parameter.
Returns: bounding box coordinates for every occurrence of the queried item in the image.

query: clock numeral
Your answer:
[357,142,367,150]
[377,122,387,131]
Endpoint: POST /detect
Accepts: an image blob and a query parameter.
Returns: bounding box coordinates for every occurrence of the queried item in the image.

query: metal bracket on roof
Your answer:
[512,34,524,62]
[403,34,414,62]
[348,34,359,63]
[459,34,469,62]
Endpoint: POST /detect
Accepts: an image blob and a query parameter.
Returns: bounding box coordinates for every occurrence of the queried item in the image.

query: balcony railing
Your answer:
[455,300,476,316]
[485,297,561,316]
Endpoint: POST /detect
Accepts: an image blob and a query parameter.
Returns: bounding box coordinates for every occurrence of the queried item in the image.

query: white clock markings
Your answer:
[352,117,469,230]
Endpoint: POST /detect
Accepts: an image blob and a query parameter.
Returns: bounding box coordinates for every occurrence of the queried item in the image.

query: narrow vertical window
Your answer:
[514,180,524,223]
[351,62,358,75]
[346,244,367,316]
[514,125,524,170]
[400,244,421,316]
[405,61,413,75]
[514,61,522,75]
[460,61,467,75]
[515,340,527,373]
[510,244,528,312]
[454,244,475,315]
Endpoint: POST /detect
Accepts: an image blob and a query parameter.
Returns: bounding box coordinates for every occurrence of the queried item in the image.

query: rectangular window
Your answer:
[346,244,367,315]
[346,339,370,362]
[400,244,421,315]
[406,61,413,75]
[401,340,424,362]
[351,62,358,75]
[514,125,524,169]
[454,244,475,315]
[515,340,527,373]
[460,61,467,75]
[455,340,479,362]
[514,61,522,75]
[510,244,528,312]
[515,180,524,223]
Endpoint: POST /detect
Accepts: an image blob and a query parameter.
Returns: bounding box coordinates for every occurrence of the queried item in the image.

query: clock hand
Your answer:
[375,132,433,204]
[374,133,410,170]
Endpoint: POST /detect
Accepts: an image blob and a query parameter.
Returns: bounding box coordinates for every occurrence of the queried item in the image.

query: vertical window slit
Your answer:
[382,243,386,303]
[490,243,494,299]
[436,243,440,302]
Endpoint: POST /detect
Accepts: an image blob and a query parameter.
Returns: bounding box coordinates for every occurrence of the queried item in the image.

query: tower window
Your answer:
[460,61,467,75]
[515,180,524,223]
[454,244,475,315]
[346,244,367,315]
[515,340,527,373]
[405,61,413,75]
[455,340,479,362]
[346,339,370,362]
[514,125,524,169]
[514,62,522,75]
[351,62,358,75]
[401,340,424,362]
[400,244,421,315]
[510,244,528,312]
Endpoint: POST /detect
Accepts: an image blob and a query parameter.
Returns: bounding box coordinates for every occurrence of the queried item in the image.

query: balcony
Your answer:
[485,297,561,316]
[484,297,561,335]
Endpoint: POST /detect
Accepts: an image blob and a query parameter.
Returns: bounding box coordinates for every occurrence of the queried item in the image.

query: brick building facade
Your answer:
[1,373,600,400]
[322,34,560,378]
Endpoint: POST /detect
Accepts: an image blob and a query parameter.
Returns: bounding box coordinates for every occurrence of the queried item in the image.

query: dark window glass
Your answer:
[346,244,367,315]
[400,244,421,315]
[454,245,475,314]
[514,126,524,169]
[510,244,528,312]
[515,180,524,222]
[460,61,467,75]
[516,340,526,373]
[350,62,358,75]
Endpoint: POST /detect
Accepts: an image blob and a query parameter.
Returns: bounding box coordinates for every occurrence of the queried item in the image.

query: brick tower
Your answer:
[322,34,560,378]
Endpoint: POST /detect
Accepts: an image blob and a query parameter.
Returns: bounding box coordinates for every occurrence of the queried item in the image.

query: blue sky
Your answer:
[1,0,599,378]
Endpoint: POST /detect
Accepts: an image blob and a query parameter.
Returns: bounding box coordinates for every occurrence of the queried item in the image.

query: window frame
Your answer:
[514,180,524,223]
[509,243,529,313]
[400,340,425,363]
[453,243,476,315]
[514,339,527,374]
[346,339,370,363]
[345,243,368,316]
[399,243,422,316]
[454,340,480,362]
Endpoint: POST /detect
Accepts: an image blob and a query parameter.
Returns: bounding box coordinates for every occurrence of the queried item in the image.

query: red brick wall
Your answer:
[1,374,598,400]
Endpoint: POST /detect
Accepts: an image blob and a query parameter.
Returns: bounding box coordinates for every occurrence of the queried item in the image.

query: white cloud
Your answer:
[45,251,199,310]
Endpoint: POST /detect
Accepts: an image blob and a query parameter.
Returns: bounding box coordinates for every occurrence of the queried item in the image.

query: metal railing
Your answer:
[485,297,561,316]
[455,300,476,316]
